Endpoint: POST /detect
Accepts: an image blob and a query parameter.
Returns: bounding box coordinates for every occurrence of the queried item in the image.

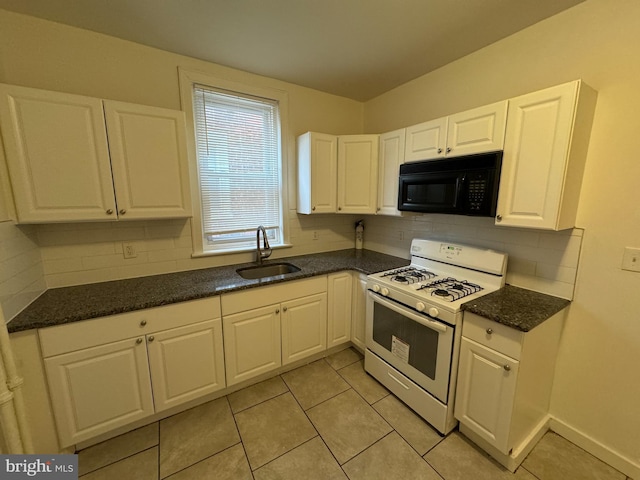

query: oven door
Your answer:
[365,291,454,403]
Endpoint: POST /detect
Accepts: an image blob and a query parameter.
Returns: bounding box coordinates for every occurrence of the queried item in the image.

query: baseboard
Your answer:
[549,416,639,479]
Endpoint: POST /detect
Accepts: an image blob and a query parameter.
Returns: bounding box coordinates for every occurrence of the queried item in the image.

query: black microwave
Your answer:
[398,151,502,216]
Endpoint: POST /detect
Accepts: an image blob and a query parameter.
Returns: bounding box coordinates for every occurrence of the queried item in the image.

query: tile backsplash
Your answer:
[364,213,582,300]
[0,221,46,320]
[37,210,360,288]
[5,210,581,316]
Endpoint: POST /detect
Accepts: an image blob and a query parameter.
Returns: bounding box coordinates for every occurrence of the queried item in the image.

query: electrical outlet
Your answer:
[312,231,319,240]
[123,242,137,259]
[399,231,405,241]
[622,247,640,272]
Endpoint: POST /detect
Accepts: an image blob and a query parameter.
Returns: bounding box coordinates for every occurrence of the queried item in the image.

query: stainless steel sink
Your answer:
[236,262,301,280]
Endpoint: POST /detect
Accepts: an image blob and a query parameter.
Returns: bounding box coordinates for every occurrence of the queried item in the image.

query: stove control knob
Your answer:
[416,302,426,312]
[372,284,380,293]
[381,287,390,296]
[428,307,439,318]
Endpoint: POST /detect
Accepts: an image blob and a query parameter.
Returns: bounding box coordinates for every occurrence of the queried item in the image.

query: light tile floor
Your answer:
[77,347,631,480]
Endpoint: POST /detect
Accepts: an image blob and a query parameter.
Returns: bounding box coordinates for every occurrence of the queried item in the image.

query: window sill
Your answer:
[191,243,293,258]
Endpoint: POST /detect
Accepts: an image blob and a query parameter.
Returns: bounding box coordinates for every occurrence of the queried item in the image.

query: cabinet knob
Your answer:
[148,336,155,342]
[136,338,143,345]
[312,206,316,211]
[496,215,503,222]
[376,208,381,212]
[437,148,443,154]
[140,320,147,327]
[503,364,511,372]
[486,328,493,335]
[283,307,288,312]
[119,209,127,215]
[275,309,280,314]
[446,147,452,153]
[338,207,342,211]
[106,209,114,215]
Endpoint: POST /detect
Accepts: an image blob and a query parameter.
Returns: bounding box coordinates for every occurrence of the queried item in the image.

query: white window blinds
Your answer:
[193,85,283,251]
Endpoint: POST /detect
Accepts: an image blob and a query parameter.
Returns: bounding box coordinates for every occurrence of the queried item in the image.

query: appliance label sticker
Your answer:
[391,335,410,363]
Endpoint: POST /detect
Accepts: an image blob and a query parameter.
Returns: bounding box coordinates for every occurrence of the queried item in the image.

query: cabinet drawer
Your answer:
[39,297,221,357]
[462,312,523,360]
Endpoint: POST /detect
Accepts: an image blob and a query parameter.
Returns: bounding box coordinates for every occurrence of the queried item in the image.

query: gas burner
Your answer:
[417,277,484,302]
[387,267,436,284]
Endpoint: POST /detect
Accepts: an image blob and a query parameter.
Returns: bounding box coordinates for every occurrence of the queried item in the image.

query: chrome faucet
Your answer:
[256,226,272,264]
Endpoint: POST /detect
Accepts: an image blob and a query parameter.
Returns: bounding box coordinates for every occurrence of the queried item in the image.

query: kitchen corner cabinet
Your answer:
[455,311,564,471]
[377,129,405,216]
[351,272,368,351]
[39,298,223,447]
[221,277,328,386]
[404,101,507,162]
[297,132,337,214]
[297,132,379,215]
[0,83,191,223]
[327,272,353,348]
[495,80,597,230]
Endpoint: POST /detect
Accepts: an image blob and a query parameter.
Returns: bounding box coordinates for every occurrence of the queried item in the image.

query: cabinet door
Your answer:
[104,101,192,220]
[281,293,327,365]
[44,337,154,447]
[223,304,281,386]
[377,129,405,216]
[455,337,519,454]
[327,272,353,348]
[404,118,447,162]
[351,273,368,351]
[0,84,117,223]
[297,132,337,214]
[146,319,225,412]
[337,135,379,214]
[496,83,578,230]
[446,101,507,158]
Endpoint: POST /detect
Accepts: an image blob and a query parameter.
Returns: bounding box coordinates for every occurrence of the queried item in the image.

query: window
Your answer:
[179,70,289,255]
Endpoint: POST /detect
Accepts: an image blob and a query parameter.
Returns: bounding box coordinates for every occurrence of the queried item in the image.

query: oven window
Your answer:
[372,302,438,380]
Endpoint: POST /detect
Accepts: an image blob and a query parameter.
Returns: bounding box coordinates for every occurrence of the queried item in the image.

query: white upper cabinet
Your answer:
[103,101,191,220]
[405,118,447,162]
[404,101,507,162]
[377,129,405,216]
[0,83,191,223]
[297,132,378,215]
[337,135,379,214]
[297,132,337,214]
[495,80,597,230]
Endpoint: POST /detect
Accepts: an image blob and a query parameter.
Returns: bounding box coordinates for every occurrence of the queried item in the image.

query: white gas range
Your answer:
[364,239,507,434]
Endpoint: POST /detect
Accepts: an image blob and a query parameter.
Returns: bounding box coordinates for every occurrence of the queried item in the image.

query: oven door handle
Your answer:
[369,292,448,333]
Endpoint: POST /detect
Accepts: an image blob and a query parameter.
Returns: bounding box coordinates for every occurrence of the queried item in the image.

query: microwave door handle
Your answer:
[369,292,448,333]
[453,174,467,208]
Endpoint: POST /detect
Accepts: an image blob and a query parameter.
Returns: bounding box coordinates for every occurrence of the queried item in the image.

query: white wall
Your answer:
[364,0,640,476]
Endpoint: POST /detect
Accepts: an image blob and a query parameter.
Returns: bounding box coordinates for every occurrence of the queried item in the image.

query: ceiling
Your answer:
[0,0,585,101]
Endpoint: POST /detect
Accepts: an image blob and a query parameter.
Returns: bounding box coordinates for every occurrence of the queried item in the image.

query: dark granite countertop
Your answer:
[8,249,409,333]
[461,284,571,332]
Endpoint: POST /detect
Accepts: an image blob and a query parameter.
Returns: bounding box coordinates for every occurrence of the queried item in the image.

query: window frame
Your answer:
[178,68,291,257]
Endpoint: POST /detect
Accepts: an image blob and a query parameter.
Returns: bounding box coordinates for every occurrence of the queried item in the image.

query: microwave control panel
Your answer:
[466,173,488,211]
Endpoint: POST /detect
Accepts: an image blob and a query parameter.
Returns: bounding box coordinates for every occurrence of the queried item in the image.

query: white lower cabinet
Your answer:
[327,272,353,348]
[223,305,282,386]
[39,298,223,447]
[455,311,564,471]
[351,273,368,351]
[146,320,225,412]
[221,276,328,387]
[281,293,327,365]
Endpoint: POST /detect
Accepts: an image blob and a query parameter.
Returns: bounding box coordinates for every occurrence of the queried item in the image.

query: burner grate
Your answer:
[417,277,483,301]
